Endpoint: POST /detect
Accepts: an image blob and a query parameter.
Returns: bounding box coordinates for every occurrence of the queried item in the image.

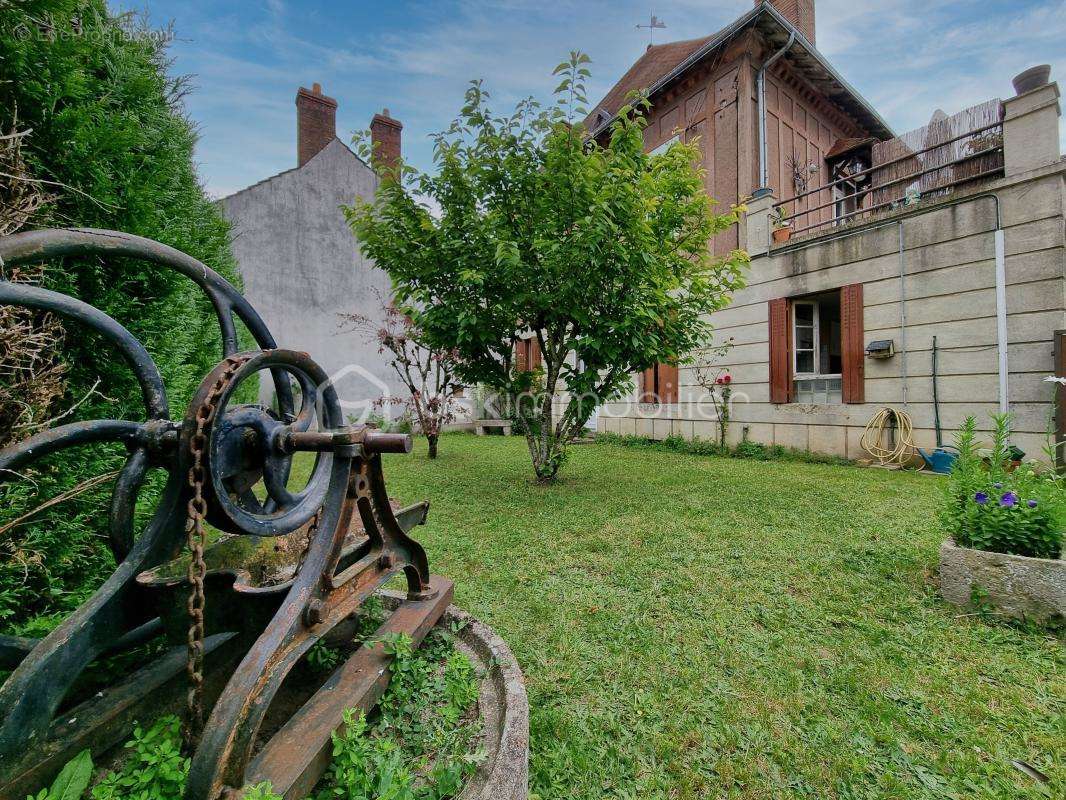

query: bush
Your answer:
[0,2,241,631]
[596,431,852,466]
[942,415,1064,559]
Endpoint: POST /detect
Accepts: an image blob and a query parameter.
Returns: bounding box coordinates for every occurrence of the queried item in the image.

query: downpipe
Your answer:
[757,31,795,188]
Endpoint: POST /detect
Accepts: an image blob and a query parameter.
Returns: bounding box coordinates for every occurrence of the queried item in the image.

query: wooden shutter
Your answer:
[515,339,528,372]
[529,338,542,370]
[768,298,792,404]
[659,362,679,403]
[841,283,865,404]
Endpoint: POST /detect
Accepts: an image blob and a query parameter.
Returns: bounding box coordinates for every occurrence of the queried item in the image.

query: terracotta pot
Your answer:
[772,226,791,244]
[1012,64,1051,95]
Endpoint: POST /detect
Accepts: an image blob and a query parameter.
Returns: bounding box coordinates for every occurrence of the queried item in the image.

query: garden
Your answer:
[329,434,1065,798]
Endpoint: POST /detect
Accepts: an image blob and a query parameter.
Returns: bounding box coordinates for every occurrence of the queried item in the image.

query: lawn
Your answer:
[372,435,1061,799]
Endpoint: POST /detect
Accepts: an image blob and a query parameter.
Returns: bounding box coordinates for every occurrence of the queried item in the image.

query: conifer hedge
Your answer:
[0,1,242,632]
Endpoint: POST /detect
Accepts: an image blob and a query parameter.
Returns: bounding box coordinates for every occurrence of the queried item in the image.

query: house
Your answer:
[219,84,408,417]
[590,0,1066,462]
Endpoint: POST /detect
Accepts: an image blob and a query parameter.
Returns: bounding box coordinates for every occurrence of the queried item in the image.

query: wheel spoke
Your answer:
[0,419,148,477]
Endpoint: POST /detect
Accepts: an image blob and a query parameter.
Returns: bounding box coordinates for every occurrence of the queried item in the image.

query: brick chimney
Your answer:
[296,82,337,167]
[369,109,403,176]
[758,0,815,45]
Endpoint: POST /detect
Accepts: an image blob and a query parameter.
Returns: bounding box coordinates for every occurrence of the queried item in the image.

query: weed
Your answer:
[90,716,188,800]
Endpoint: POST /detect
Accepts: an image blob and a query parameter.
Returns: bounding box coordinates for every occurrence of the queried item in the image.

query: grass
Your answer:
[365,434,1064,799]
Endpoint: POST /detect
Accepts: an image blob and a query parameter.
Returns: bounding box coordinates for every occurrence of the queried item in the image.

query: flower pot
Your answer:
[771,227,791,244]
[939,539,1064,624]
[1012,64,1051,95]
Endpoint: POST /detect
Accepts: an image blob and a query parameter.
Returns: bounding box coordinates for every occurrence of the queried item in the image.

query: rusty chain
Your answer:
[183,355,248,745]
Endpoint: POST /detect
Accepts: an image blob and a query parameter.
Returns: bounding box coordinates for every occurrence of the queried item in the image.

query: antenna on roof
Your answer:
[636,13,666,47]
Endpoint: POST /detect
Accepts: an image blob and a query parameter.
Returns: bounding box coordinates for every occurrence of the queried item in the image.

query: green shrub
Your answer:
[942,415,1064,559]
[596,431,852,466]
[0,2,241,631]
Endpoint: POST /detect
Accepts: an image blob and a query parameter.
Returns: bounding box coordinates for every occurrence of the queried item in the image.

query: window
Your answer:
[515,337,541,372]
[769,284,864,405]
[639,362,678,404]
[792,293,842,404]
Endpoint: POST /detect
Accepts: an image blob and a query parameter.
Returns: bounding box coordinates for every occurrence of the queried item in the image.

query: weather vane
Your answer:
[636,13,666,46]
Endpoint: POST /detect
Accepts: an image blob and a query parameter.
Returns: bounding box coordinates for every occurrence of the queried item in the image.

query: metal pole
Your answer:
[898,221,908,407]
[757,31,795,189]
[994,228,1009,415]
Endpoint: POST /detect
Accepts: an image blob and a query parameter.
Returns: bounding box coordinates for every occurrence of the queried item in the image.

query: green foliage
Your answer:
[90,715,188,800]
[240,783,283,800]
[26,749,92,800]
[307,641,342,673]
[942,415,1063,559]
[0,1,241,631]
[596,431,853,466]
[346,52,748,482]
[314,627,483,800]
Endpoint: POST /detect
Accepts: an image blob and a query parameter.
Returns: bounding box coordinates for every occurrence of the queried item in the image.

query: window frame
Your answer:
[791,296,842,405]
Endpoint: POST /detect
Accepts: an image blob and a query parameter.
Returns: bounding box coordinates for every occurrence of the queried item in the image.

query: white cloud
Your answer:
[134,0,1066,195]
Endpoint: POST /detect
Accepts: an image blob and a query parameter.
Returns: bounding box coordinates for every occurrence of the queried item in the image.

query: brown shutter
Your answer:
[515,339,528,372]
[660,362,679,403]
[841,283,865,404]
[529,338,542,370]
[768,298,792,404]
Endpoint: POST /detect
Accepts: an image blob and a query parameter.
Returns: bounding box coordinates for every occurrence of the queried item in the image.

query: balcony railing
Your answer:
[772,101,1005,240]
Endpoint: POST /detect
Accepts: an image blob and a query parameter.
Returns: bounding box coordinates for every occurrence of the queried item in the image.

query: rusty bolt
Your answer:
[305,598,327,627]
[378,553,394,570]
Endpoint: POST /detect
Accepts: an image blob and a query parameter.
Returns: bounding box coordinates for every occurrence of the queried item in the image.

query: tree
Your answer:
[0,2,242,629]
[340,297,463,458]
[346,52,748,482]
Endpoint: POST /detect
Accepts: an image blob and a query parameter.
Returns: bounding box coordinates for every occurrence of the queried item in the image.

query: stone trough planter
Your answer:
[381,593,529,800]
[939,539,1065,624]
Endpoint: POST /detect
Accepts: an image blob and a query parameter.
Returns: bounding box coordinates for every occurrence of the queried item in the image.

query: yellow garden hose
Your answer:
[861,407,919,467]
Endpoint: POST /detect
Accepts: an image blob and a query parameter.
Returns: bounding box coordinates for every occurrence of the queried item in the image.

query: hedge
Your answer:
[0,1,243,632]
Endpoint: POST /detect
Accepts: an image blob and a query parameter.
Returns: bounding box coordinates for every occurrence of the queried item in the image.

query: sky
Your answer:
[113,0,1066,199]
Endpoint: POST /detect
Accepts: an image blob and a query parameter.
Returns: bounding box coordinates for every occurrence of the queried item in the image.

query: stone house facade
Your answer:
[219,85,409,416]
[586,0,1066,461]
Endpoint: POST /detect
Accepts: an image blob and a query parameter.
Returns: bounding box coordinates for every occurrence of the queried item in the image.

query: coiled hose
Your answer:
[861,407,918,467]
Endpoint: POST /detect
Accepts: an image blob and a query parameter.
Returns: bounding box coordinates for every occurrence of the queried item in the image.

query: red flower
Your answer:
[723,374,732,384]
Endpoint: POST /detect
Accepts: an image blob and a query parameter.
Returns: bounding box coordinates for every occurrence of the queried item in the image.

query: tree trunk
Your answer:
[427,433,439,459]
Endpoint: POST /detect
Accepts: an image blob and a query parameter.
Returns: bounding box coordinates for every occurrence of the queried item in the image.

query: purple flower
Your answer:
[1027,499,1038,508]
[1000,491,1018,508]
[974,492,989,505]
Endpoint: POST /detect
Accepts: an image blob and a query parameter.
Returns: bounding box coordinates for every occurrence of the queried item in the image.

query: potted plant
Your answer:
[771,207,791,244]
[938,414,1064,624]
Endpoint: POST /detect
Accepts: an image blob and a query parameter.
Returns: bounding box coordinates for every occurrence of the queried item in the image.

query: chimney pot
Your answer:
[296,82,338,167]
[370,110,403,177]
